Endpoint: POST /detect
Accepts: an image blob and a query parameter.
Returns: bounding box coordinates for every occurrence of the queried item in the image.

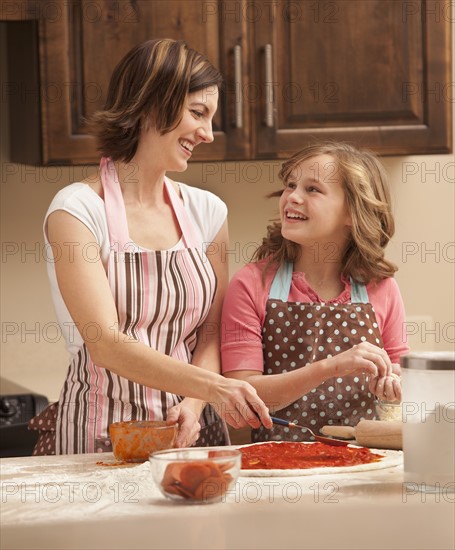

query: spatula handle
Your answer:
[270,416,291,427]
[254,412,291,427]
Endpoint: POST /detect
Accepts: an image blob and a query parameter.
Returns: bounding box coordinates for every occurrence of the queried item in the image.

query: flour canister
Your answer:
[401,351,455,492]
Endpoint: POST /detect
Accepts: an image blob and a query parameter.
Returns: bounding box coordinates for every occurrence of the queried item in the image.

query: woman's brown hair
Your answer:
[88,38,223,162]
[253,142,397,284]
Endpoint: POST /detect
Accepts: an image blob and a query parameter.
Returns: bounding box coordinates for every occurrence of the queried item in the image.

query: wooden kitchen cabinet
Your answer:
[3,0,452,165]
[4,0,249,164]
[251,0,452,157]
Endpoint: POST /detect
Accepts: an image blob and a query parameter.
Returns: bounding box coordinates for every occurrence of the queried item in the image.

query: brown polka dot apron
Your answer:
[30,158,228,454]
[252,262,383,443]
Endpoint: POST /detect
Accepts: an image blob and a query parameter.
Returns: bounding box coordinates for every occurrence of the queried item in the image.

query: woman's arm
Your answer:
[47,211,271,429]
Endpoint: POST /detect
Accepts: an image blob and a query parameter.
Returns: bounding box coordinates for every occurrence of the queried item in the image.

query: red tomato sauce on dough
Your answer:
[240,442,383,470]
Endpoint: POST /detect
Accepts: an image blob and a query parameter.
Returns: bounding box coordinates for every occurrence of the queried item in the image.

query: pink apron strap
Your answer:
[163,177,199,248]
[100,158,199,250]
[100,157,130,249]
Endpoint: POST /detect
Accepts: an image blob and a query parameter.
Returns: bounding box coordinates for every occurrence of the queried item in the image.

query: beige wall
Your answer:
[1,31,454,402]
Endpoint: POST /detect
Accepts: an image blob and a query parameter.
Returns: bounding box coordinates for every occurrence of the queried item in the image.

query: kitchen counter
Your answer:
[1,452,453,550]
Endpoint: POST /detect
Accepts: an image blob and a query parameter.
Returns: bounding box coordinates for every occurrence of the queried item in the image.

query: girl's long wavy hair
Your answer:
[253,142,397,284]
[88,39,222,163]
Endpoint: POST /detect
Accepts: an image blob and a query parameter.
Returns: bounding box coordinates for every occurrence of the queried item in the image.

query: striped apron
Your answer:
[252,262,383,442]
[50,158,228,453]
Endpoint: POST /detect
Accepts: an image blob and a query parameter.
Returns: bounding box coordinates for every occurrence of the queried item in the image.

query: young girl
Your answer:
[221,142,409,442]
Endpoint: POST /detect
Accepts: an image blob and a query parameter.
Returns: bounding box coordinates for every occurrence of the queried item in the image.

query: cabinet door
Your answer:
[252,0,452,157]
[8,0,248,164]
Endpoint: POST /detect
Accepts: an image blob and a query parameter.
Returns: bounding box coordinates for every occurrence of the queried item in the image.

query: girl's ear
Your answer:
[344,204,353,228]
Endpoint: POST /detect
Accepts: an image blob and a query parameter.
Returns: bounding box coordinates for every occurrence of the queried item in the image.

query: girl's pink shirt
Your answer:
[221,260,410,373]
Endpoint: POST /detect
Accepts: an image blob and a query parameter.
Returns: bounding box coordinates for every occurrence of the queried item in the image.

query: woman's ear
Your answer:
[141,111,156,133]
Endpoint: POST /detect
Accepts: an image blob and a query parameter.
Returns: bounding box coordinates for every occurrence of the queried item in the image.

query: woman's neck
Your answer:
[116,160,167,206]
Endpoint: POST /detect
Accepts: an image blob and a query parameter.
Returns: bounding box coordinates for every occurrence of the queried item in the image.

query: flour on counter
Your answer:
[1,460,162,524]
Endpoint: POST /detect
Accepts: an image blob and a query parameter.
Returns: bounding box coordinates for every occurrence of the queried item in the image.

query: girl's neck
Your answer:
[293,243,346,300]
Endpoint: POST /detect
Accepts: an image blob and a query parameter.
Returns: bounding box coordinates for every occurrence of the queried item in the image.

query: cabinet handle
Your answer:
[234,44,243,128]
[264,44,274,128]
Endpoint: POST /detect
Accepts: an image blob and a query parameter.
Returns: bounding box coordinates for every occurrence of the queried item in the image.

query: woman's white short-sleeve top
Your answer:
[44,181,227,357]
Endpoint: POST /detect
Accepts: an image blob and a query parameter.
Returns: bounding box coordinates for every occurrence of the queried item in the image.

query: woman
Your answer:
[221,142,408,442]
[30,38,271,454]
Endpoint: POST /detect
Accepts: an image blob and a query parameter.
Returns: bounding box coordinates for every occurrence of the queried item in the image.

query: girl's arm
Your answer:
[370,277,410,363]
[367,278,409,402]
[47,211,271,431]
[221,267,391,412]
[225,343,392,412]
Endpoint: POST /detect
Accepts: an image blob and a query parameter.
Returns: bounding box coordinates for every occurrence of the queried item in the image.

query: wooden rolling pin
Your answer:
[321,420,402,450]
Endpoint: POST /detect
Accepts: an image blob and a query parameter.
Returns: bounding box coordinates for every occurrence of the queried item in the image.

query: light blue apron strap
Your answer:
[350,277,369,303]
[269,261,293,301]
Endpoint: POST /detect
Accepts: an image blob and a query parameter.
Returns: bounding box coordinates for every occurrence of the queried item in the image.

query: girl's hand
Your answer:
[166,403,201,448]
[391,362,402,377]
[209,378,273,431]
[324,342,393,379]
[369,371,402,402]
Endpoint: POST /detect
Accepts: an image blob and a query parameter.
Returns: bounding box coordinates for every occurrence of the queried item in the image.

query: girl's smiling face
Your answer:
[279,154,352,250]
[136,86,219,172]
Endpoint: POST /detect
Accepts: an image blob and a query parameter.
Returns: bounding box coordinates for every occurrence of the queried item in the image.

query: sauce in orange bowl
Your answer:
[109,420,177,463]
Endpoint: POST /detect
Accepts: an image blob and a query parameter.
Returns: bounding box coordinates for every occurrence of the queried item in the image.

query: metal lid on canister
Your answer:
[401,351,455,371]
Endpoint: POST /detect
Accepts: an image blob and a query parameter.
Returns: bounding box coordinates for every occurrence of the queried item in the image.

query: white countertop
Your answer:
[1,452,454,550]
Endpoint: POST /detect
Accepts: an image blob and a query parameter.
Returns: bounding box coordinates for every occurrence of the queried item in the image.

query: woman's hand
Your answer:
[208,377,273,431]
[323,342,393,379]
[166,403,202,448]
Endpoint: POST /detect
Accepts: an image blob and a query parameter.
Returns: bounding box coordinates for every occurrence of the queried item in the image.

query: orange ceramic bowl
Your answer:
[109,420,177,463]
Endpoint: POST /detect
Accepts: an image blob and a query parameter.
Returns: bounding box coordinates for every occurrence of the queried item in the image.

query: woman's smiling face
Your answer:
[279,154,352,250]
[137,85,219,172]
